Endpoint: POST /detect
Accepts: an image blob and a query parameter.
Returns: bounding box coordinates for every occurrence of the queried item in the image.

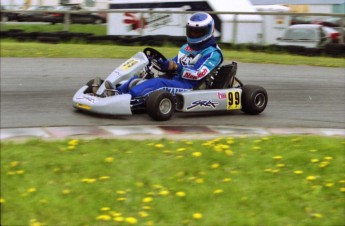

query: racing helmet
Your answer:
[186,12,215,46]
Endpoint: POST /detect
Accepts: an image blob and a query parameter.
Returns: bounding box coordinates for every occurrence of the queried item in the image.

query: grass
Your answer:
[1,41,344,67]
[0,23,107,36]
[1,136,344,226]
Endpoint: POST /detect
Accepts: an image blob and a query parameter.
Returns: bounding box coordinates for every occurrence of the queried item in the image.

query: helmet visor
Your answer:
[186,25,210,39]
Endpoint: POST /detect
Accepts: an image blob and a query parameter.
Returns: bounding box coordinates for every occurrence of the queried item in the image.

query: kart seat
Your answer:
[195,61,238,90]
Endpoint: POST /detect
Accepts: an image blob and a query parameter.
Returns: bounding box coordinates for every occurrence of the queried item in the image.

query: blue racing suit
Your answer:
[117,43,223,98]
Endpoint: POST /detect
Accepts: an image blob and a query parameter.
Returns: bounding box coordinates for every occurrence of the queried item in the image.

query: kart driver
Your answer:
[93,12,223,98]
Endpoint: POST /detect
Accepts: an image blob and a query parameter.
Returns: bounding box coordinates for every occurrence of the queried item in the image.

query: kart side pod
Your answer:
[175,89,243,112]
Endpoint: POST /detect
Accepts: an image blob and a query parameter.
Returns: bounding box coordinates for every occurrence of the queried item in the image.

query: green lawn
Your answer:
[0,23,107,36]
[1,41,344,67]
[1,136,344,226]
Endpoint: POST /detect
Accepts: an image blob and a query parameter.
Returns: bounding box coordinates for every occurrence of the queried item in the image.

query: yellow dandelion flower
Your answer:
[225,150,234,156]
[211,163,220,169]
[100,207,111,211]
[192,151,202,157]
[81,178,97,183]
[213,145,224,152]
[264,168,273,173]
[116,190,127,195]
[252,146,261,150]
[67,145,76,150]
[146,221,154,226]
[117,197,126,201]
[139,211,149,218]
[39,199,48,204]
[99,176,110,180]
[273,156,283,160]
[0,198,5,204]
[311,213,323,218]
[291,138,301,142]
[142,206,152,210]
[114,216,124,222]
[324,183,334,188]
[324,156,333,160]
[340,187,345,192]
[294,170,303,175]
[310,158,319,163]
[62,189,71,195]
[213,189,224,195]
[152,184,163,189]
[195,178,204,184]
[28,188,36,193]
[154,143,164,148]
[68,139,79,146]
[272,169,280,173]
[110,211,122,217]
[227,139,235,145]
[136,182,144,187]
[339,180,345,184]
[306,175,317,181]
[222,178,232,182]
[192,213,203,219]
[177,147,186,152]
[96,215,111,221]
[29,219,39,226]
[104,157,114,163]
[319,161,329,168]
[10,161,20,167]
[176,191,186,197]
[125,217,138,225]
[159,190,170,196]
[276,163,285,168]
[16,170,25,175]
[142,197,153,203]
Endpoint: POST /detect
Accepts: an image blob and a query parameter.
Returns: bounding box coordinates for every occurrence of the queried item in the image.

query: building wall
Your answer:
[333,3,345,13]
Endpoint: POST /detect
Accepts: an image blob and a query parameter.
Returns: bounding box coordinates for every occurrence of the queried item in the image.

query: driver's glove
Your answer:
[158,59,182,72]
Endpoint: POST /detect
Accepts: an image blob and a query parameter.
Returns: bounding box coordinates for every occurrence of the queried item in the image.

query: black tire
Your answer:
[146,90,175,121]
[93,18,103,24]
[241,85,268,115]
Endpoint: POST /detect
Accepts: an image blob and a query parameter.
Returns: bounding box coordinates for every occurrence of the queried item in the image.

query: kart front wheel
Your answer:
[241,85,268,115]
[146,90,175,121]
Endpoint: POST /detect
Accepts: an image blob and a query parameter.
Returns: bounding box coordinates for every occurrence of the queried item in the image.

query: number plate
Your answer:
[120,59,139,70]
[227,90,241,110]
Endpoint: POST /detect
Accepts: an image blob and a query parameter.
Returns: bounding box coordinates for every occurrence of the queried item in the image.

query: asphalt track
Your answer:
[1,57,344,130]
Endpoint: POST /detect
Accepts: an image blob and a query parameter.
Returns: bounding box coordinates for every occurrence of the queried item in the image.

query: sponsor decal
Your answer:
[184,46,193,52]
[187,99,219,110]
[123,12,172,32]
[217,92,227,99]
[182,67,210,80]
[162,87,188,95]
[76,96,96,104]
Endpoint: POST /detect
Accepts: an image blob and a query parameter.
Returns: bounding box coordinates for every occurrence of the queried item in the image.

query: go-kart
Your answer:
[73,47,268,121]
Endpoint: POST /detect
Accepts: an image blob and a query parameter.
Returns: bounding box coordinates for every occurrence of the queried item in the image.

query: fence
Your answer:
[1,9,344,45]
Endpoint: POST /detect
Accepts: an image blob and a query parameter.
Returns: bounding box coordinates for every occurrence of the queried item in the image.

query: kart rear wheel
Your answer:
[146,90,175,121]
[241,85,267,115]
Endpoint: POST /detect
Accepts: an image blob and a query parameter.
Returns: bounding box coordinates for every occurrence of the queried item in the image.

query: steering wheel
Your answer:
[143,47,167,72]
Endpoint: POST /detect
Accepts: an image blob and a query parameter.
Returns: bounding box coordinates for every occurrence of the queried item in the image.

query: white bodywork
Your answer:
[72,52,149,115]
